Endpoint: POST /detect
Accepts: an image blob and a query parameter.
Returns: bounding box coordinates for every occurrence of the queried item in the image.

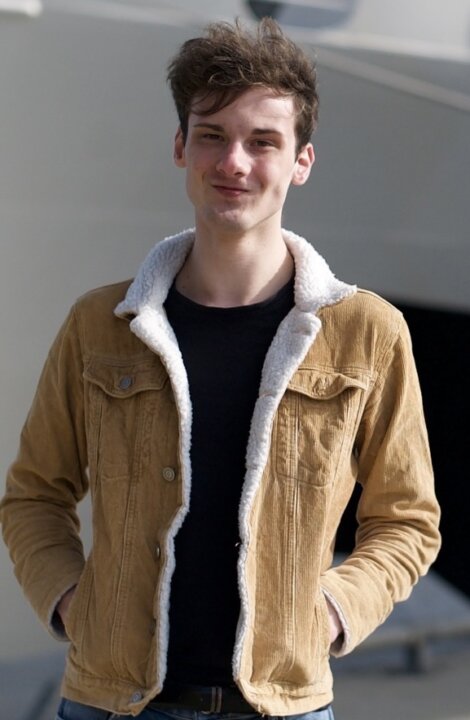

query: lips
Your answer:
[212,184,249,197]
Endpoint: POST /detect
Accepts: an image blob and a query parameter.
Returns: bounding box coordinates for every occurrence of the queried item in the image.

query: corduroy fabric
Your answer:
[0,229,440,717]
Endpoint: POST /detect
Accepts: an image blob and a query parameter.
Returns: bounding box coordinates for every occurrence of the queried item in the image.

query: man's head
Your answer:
[167,18,319,155]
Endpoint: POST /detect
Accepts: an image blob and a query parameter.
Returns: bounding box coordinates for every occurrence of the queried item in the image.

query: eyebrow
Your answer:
[193,122,283,136]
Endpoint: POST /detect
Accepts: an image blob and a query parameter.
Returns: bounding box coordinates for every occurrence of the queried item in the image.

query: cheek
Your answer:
[184,160,202,186]
[270,172,293,201]
[263,160,294,191]
[183,168,198,204]
[189,156,213,184]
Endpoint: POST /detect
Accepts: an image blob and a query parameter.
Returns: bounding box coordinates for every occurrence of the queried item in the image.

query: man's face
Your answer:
[174,87,314,239]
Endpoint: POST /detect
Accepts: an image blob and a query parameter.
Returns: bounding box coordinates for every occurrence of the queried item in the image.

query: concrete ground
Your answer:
[332,638,470,720]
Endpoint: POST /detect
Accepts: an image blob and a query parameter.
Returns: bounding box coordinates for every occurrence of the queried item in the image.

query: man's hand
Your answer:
[57,586,77,628]
[326,597,343,646]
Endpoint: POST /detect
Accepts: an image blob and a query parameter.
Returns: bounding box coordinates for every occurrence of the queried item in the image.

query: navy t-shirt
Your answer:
[164,276,294,685]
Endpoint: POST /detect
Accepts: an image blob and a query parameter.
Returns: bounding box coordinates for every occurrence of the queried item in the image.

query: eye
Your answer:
[252,139,275,148]
[202,132,223,141]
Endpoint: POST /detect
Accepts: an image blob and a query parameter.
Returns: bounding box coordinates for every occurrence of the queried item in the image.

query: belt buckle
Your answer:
[201,686,223,714]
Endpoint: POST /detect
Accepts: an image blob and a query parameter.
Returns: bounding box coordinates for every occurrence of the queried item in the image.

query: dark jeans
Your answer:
[55,698,335,720]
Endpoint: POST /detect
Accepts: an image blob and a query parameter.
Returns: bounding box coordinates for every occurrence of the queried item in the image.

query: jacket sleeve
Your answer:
[0,306,88,640]
[320,314,441,656]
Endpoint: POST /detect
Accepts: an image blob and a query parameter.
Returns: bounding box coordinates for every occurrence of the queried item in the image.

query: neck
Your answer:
[175,227,294,307]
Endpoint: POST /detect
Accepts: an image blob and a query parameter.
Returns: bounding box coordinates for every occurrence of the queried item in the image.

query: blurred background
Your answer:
[1,1,470,718]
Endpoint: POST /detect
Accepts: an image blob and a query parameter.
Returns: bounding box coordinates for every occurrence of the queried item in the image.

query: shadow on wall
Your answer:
[336,301,470,599]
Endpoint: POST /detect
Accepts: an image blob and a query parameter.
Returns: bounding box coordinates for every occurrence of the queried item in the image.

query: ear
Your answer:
[292,143,315,186]
[174,127,186,168]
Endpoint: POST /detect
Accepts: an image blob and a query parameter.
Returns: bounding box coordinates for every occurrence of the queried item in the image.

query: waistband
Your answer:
[149,684,331,715]
[148,684,255,714]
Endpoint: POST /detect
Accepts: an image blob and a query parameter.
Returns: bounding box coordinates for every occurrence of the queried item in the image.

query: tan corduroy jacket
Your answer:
[0,229,440,716]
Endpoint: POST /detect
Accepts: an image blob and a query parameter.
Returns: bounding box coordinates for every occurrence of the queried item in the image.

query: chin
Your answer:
[206,210,250,232]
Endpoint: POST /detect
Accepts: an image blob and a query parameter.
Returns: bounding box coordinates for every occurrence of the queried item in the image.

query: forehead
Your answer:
[189,87,297,132]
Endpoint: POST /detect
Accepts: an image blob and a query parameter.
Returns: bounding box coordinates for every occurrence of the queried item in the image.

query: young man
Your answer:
[0,18,440,720]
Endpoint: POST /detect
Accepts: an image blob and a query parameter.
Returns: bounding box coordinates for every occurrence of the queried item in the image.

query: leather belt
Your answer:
[148,684,255,713]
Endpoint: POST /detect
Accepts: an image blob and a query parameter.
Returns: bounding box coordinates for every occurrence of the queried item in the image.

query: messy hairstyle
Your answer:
[167,18,319,153]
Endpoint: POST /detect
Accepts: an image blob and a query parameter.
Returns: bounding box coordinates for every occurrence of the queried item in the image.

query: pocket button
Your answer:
[118,375,133,390]
[162,467,176,482]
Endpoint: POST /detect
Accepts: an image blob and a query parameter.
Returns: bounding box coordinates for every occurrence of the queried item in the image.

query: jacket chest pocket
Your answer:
[275,370,368,485]
[84,356,170,483]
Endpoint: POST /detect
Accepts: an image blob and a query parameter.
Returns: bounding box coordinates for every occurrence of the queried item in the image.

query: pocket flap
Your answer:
[84,356,167,397]
[288,369,368,400]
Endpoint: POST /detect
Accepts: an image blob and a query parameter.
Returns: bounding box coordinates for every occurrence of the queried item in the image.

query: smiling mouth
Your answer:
[212,183,248,192]
[212,184,249,196]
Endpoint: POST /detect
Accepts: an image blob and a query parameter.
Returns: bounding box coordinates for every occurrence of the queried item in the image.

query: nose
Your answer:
[216,142,250,176]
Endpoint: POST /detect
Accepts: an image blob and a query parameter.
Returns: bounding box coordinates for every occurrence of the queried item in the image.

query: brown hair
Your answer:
[167,18,319,153]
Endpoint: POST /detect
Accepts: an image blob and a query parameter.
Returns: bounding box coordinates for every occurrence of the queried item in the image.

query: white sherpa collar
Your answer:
[114,227,355,318]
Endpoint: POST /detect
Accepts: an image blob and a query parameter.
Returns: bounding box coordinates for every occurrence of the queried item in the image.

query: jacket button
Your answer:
[155,543,161,559]
[162,467,176,482]
[130,691,143,703]
[118,375,133,390]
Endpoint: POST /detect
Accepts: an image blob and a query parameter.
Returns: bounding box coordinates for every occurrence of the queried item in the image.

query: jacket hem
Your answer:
[236,677,334,715]
[62,671,334,718]
[62,668,158,717]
